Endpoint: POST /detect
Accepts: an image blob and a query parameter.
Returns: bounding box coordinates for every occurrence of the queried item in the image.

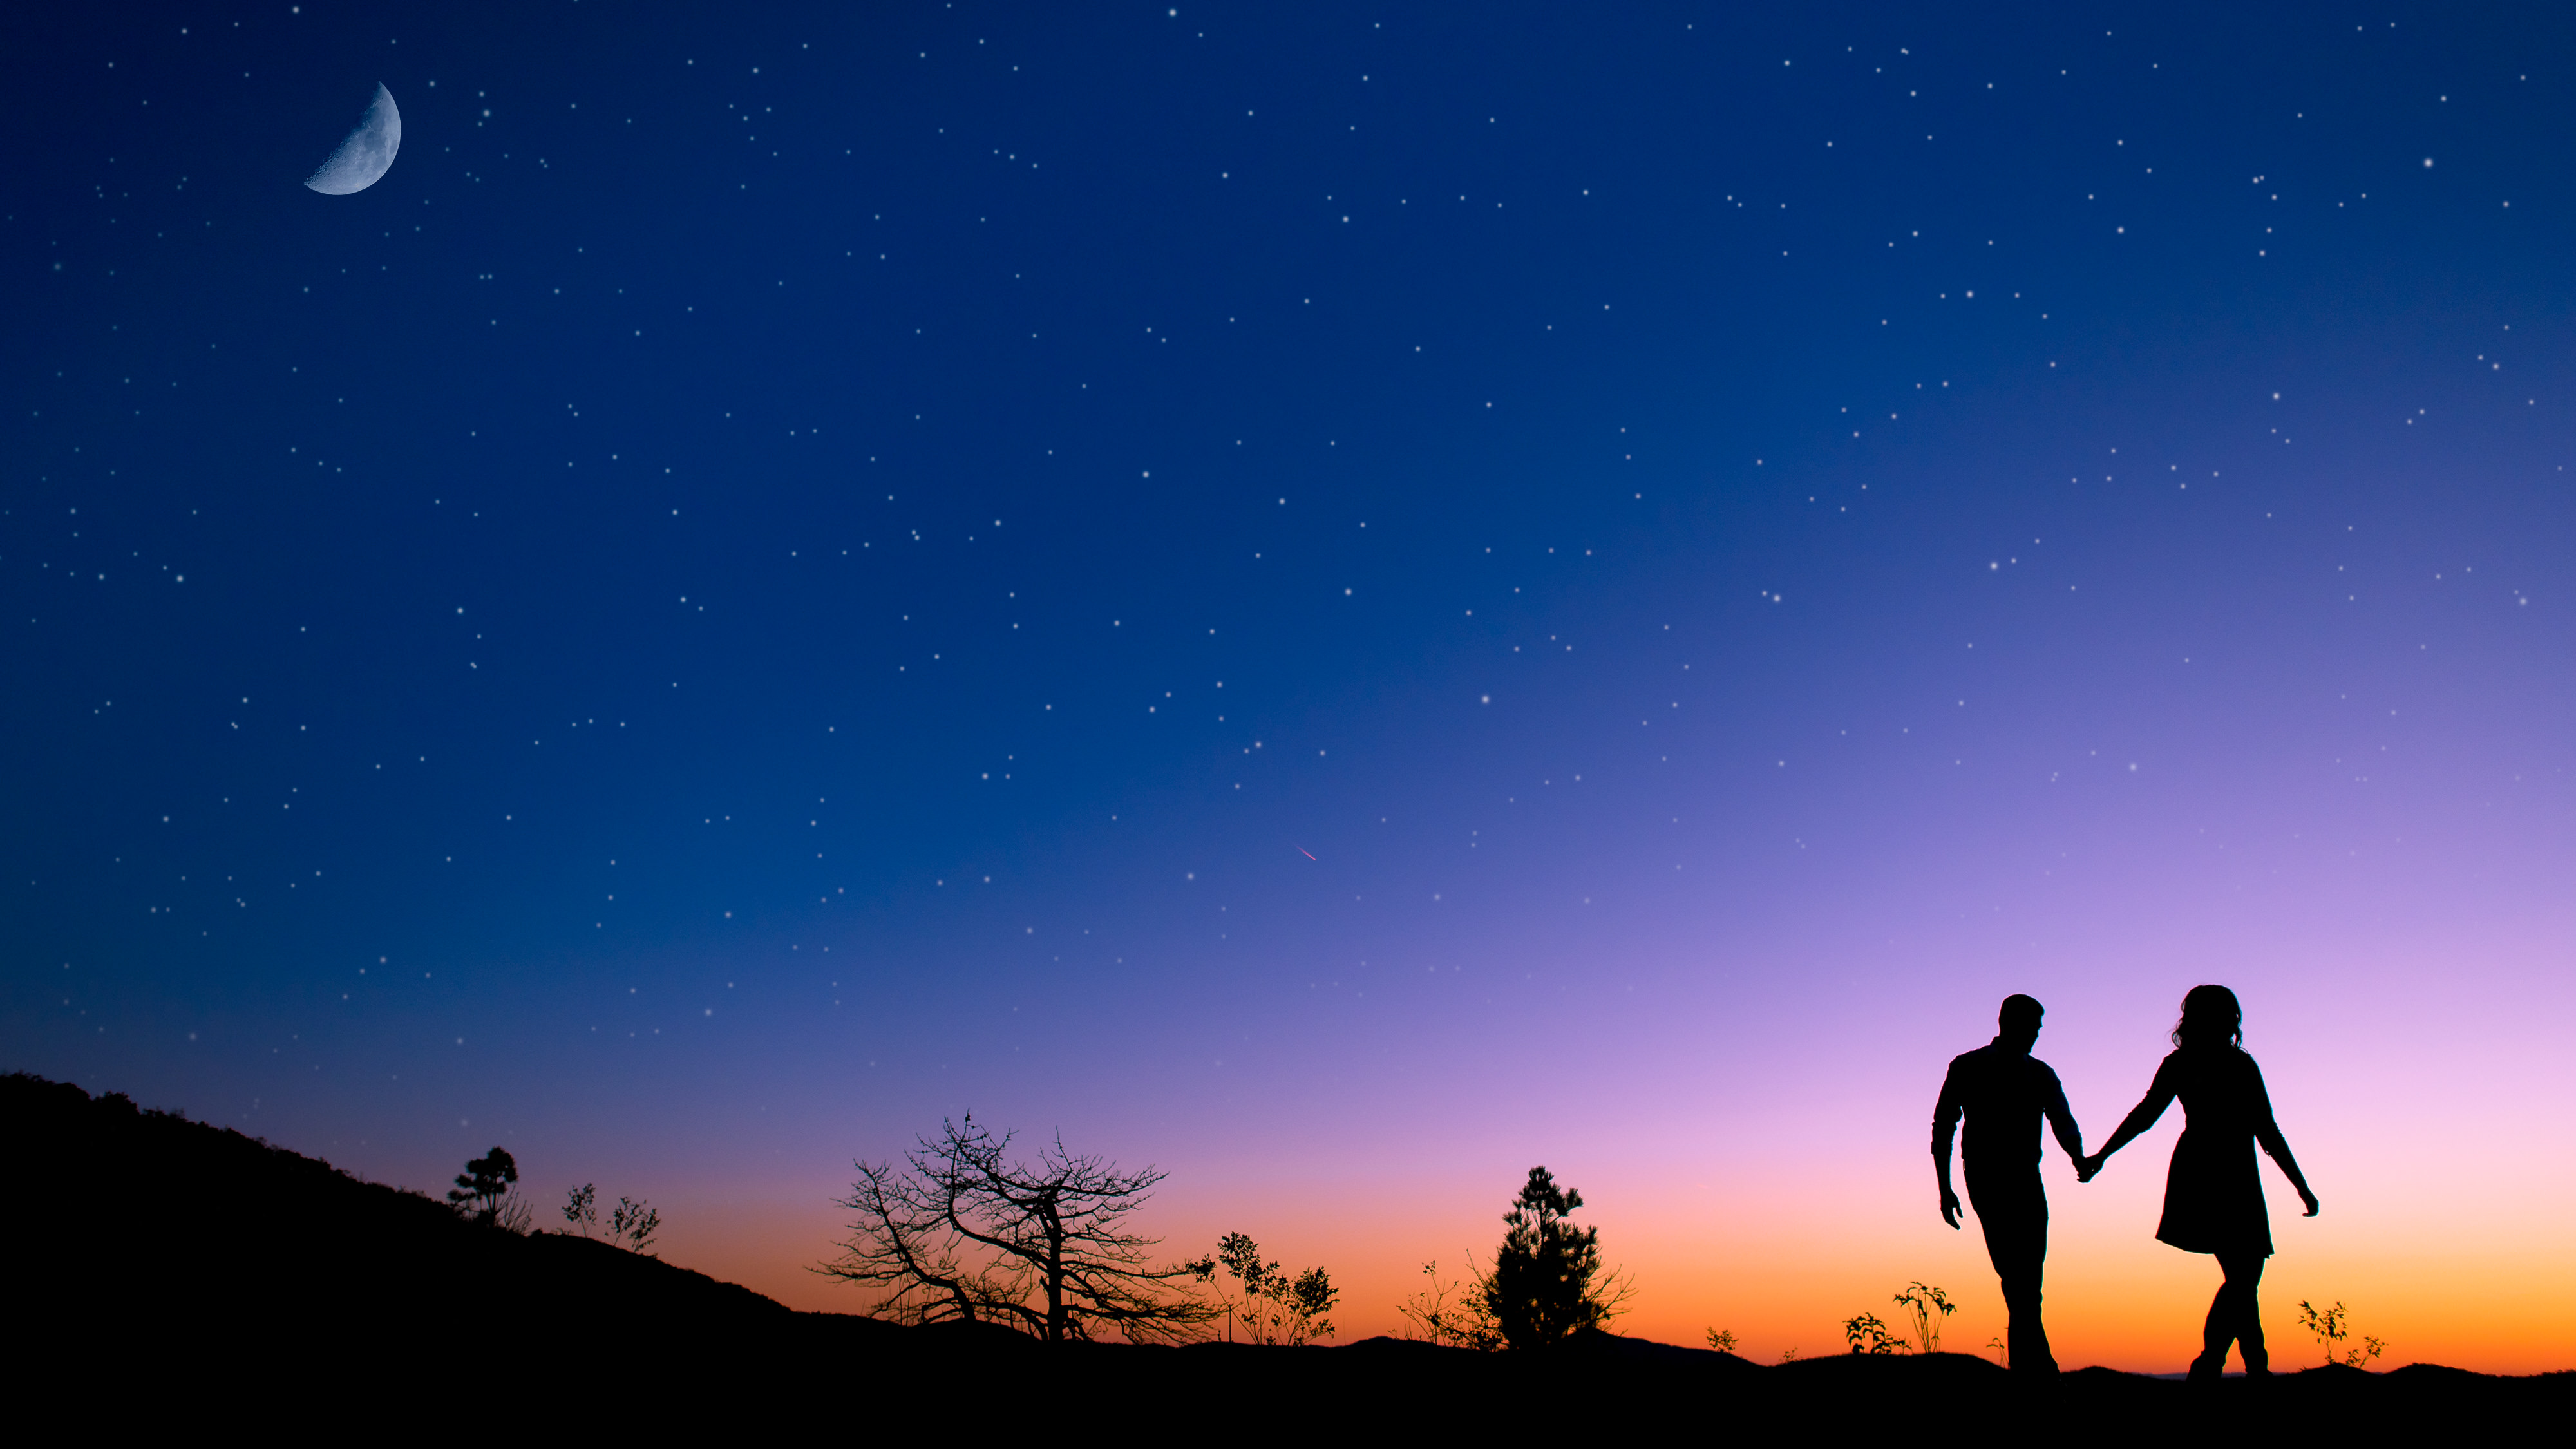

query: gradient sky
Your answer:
[8,1,2575,1372]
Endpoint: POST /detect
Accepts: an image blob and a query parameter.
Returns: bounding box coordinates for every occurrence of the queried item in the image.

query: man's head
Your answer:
[1998,994,2044,1051]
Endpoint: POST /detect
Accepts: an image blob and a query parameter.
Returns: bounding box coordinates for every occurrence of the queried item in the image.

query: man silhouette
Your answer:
[1933,994,2083,1375]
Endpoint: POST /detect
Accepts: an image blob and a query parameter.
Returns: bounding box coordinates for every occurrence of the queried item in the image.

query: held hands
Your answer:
[2072,1153,2103,1183]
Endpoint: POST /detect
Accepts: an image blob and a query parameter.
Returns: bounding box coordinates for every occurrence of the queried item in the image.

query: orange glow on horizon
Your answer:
[656,1148,2576,1376]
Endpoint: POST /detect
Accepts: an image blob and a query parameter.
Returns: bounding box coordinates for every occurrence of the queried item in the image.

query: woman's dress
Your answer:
[2117,1048,2283,1256]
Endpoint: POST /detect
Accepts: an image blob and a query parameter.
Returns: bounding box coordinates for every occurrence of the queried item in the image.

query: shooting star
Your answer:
[1296,846,1318,860]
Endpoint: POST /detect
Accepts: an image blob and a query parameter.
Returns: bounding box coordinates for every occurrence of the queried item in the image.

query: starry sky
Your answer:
[8,2,2576,1370]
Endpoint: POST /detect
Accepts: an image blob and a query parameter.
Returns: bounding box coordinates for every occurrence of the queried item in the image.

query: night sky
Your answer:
[8,2,2575,1368]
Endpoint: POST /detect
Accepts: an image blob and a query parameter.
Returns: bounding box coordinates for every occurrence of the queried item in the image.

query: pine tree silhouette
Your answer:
[1482,1166,1613,1349]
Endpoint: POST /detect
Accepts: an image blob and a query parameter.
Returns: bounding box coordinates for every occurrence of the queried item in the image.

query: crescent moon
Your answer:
[305,84,401,195]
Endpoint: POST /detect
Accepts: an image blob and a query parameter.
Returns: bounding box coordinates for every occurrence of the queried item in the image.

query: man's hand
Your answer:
[2073,1154,2101,1184]
[1939,1184,1963,1230]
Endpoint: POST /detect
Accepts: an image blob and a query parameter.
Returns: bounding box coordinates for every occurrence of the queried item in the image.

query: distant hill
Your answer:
[6,1072,2562,1430]
[6,1073,904,1388]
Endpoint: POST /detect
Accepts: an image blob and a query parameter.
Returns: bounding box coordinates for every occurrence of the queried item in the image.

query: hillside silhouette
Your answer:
[6,1072,2561,1430]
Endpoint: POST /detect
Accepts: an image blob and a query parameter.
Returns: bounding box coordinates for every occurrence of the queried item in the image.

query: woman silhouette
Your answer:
[2078,985,2318,1379]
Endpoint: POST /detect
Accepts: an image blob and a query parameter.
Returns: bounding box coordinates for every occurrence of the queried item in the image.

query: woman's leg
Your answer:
[2191,1265,2231,1378]
[2221,1250,2268,1374]
[2193,1249,2267,1376]
[2197,1249,2268,1375]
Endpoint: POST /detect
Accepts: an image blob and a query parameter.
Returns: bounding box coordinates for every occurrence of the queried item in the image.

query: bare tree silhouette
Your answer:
[819,1115,1217,1343]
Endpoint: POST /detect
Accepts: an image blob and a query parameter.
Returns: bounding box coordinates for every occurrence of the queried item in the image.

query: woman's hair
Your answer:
[2171,984,2244,1051]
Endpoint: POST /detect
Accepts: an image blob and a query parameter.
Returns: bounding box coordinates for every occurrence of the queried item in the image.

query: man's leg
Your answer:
[1972,1178,2057,1374]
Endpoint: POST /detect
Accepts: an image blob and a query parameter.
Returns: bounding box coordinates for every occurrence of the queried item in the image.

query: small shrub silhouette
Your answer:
[2295,1300,2387,1368]
[561,1183,658,1251]
[1843,1311,1903,1354]
[1396,1258,1502,1351]
[1704,1327,1738,1354]
[1893,1282,1955,1354]
[1202,1232,1338,1345]
[610,1196,661,1254]
[563,1183,599,1236]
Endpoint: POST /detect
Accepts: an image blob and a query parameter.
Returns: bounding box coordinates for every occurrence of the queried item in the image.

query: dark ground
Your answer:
[9,1071,2563,1434]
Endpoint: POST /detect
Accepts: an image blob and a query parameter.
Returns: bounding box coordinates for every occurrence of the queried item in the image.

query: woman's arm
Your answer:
[2083,1056,2178,1174]
[2249,1059,2320,1215]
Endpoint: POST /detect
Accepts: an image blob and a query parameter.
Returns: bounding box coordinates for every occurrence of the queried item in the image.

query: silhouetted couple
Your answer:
[1931,987,2319,1378]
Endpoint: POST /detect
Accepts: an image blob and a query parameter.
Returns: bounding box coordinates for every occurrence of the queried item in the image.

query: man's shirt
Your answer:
[1933,1039,2080,1179]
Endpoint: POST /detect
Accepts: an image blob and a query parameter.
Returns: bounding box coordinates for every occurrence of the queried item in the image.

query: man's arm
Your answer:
[2040,1064,2085,1167]
[1931,1060,1965,1229]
